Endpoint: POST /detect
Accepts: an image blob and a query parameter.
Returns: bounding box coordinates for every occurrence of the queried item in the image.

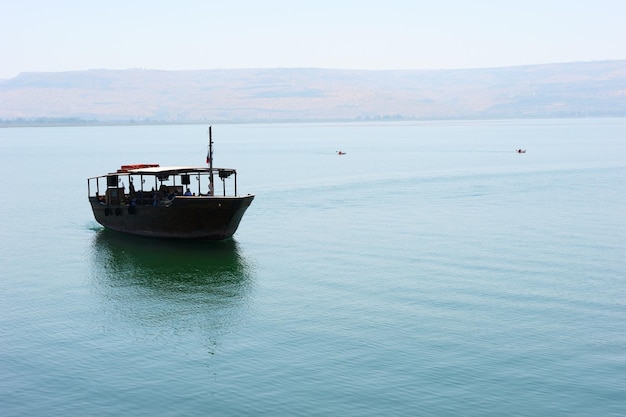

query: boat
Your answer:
[87,127,254,239]
[516,149,526,153]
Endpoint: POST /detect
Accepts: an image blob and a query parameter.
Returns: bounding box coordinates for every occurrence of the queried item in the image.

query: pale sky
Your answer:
[1,0,625,79]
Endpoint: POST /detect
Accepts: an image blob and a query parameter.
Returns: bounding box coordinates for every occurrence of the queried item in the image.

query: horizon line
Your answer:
[3,58,626,80]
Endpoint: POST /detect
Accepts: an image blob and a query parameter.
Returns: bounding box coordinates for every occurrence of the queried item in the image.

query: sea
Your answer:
[1,119,625,417]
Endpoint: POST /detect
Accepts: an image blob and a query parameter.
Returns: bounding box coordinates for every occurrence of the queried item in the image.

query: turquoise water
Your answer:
[1,119,625,416]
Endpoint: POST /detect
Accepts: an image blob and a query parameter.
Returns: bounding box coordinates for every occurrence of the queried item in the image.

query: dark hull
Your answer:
[89,195,254,239]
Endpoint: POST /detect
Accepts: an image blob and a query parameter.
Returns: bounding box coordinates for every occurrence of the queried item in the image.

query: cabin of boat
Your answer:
[88,164,254,239]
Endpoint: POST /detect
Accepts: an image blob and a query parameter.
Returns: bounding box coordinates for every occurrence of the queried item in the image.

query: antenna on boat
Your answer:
[208,125,214,196]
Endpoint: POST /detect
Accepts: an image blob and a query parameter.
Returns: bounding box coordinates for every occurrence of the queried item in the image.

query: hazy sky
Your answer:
[2,0,625,79]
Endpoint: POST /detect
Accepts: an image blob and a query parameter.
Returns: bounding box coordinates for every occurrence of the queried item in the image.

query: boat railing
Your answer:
[88,167,240,204]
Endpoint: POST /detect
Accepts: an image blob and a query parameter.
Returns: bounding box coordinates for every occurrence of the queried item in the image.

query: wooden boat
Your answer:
[87,127,254,239]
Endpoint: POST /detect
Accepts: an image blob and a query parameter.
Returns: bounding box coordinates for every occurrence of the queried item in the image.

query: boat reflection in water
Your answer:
[90,229,254,348]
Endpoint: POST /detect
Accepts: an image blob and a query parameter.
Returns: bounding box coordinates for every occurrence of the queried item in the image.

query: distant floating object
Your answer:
[337,150,347,155]
[516,149,526,153]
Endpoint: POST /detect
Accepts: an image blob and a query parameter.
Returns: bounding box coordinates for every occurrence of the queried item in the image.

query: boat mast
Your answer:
[208,126,214,196]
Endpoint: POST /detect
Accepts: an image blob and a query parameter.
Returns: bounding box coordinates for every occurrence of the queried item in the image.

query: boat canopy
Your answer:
[89,164,240,198]
[112,166,236,176]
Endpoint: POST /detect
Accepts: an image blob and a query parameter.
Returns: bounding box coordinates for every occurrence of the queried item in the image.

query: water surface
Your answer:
[1,119,625,416]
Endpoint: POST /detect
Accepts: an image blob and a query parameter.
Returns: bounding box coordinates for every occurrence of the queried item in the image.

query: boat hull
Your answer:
[89,195,254,239]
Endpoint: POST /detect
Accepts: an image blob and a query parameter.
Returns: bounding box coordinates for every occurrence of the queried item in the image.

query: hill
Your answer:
[1,61,625,124]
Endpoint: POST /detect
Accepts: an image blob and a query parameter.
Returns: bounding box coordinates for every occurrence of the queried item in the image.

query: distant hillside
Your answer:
[1,61,626,124]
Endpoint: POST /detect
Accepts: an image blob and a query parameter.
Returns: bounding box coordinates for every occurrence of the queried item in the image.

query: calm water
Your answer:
[1,119,625,416]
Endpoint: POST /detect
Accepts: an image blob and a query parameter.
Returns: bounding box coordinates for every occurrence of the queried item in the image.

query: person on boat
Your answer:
[184,188,192,196]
